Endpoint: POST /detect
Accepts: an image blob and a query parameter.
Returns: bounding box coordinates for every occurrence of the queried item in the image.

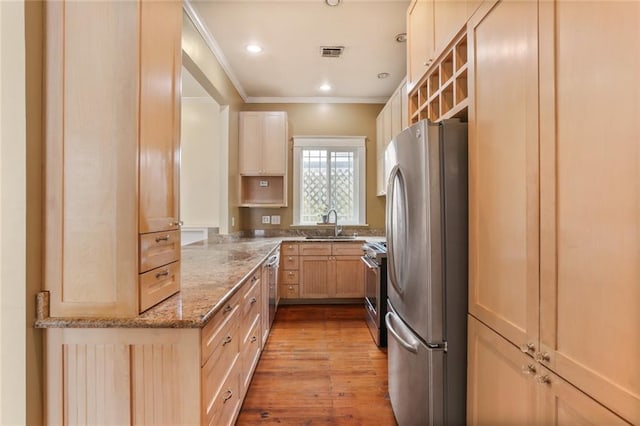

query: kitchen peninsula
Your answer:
[35,236,375,425]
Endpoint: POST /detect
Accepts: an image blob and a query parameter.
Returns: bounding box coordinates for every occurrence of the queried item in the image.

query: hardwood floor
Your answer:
[237,305,397,425]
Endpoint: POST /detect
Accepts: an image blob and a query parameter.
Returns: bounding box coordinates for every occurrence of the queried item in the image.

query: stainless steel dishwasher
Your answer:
[266,252,279,329]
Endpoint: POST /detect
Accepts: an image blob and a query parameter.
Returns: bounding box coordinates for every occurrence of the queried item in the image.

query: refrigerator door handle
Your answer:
[385,311,419,354]
[386,165,406,296]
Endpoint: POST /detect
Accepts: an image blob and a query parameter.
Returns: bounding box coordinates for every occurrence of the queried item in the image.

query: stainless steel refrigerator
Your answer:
[384,119,468,425]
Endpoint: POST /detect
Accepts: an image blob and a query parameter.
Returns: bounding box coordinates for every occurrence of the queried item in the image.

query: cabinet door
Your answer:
[299,256,330,298]
[333,256,364,298]
[407,0,434,89]
[239,112,263,175]
[390,89,402,141]
[537,365,628,426]
[538,2,640,423]
[261,112,287,175]
[376,112,385,196]
[139,0,181,234]
[43,0,139,317]
[467,0,539,353]
[400,80,408,130]
[467,316,538,425]
[434,0,468,54]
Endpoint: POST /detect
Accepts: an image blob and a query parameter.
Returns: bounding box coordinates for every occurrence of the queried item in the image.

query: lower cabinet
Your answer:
[467,315,628,425]
[298,243,365,299]
[45,266,268,426]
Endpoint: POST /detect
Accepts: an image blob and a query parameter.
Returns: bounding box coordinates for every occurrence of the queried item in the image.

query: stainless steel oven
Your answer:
[361,241,387,347]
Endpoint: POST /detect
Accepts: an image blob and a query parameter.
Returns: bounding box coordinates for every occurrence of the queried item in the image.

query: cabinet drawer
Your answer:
[202,353,240,426]
[281,270,299,284]
[281,243,299,256]
[282,255,299,270]
[139,230,180,273]
[332,242,365,256]
[139,261,180,312]
[241,315,262,392]
[299,243,332,256]
[201,292,241,366]
[280,284,299,299]
[242,275,261,323]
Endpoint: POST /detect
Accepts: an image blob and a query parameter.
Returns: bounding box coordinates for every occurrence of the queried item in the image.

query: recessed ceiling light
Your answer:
[377,72,390,79]
[325,0,341,6]
[319,83,332,92]
[245,44,263,54]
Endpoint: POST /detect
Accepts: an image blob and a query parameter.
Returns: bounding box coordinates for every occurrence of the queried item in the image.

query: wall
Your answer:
[0,0,27,423]
[239,103,385,231]
[182,13,245,233]
[181,98,222,228]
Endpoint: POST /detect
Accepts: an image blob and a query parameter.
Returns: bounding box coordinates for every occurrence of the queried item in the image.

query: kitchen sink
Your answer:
[304,235,357,240]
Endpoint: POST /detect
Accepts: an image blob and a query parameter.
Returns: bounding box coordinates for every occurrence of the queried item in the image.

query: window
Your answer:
[293,136,366,225]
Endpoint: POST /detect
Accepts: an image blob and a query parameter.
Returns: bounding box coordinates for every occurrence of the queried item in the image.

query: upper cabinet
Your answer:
[238,111,288,207]
[376,78,408,196]
[407,0,434,90]
[239,111,287,175]
[44,0,182,317]
[139,1,182,234]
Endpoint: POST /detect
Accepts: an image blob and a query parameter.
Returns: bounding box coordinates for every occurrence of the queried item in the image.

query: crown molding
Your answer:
[246,96,388,104]
[183,0,249,102]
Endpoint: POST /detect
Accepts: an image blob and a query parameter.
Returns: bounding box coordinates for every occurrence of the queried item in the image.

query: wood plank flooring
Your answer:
[237,305,397,425]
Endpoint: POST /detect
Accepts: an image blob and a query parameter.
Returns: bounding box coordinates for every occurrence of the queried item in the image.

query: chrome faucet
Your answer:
[326,209,342,237]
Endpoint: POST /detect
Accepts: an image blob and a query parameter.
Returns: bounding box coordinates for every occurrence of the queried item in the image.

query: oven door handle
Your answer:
[360,256,379,270]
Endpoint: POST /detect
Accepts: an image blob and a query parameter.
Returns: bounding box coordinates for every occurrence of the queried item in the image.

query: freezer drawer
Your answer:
[386,309,444,425]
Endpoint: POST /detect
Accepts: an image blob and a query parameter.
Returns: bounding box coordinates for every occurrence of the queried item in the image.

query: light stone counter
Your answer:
[34,236,384,329]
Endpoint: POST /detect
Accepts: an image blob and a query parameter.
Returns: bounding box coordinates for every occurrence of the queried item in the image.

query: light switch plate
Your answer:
[271,215,281,225]
[261,215,271,224]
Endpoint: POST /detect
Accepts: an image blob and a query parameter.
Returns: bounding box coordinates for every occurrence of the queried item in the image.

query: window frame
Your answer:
[292,136,366,226]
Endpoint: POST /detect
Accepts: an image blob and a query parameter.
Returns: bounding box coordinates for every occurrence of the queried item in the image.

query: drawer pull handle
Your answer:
[520,342,535,353]
[288,272,294,276]
[252,276,258,282]
[222,389,233,403]
[169,220,184,227]
[251,336,257,343]
[250,297,257,304]
[222,336,232,346]
[521,364,536,375]
[288,257,293,261]
[535,352,551,363]
[288,286,293,290]
[222,304,233,314]
[155,270,169,279]
[155,235,170,243]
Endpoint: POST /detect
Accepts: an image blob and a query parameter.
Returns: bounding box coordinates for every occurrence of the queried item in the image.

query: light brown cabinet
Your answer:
[299,243,365,299]
[467,0,640,424]
[43,0,182,317]
[281,242,364,300]
[407,0,434,90]
[467,0,539,357]
[376,78,408,196]
[239,111,288,207]
[467,317,627,425]
[46,259,271,426]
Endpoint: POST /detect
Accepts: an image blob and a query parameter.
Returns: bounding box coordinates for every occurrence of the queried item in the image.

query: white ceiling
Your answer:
[186,0,410,103]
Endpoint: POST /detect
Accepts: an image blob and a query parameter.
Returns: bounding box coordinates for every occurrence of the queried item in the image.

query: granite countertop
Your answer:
[35,236,384,329]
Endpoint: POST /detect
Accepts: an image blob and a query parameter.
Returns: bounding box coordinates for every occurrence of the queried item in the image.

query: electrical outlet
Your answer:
[259,180,269,187]
[271,215,281,225]
[261,215,271,224]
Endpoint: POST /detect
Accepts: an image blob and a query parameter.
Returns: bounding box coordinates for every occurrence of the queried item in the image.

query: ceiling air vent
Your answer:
[321,46,344,58]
